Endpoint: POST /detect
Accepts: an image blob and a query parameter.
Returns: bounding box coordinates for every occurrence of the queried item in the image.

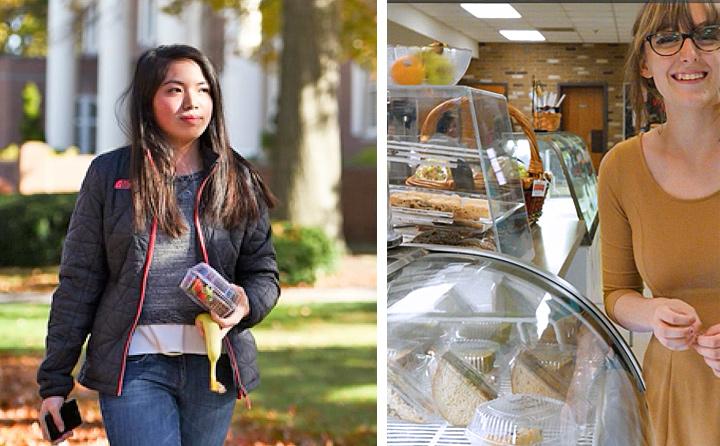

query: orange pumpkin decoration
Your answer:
[390,55,425,85]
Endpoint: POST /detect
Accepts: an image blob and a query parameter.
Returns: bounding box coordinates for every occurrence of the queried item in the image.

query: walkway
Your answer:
[0,255,377,304]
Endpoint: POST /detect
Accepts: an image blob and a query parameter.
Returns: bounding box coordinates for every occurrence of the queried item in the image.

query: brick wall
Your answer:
[464,42,630,150]
[0,56,46,148]
[340,167,376,245]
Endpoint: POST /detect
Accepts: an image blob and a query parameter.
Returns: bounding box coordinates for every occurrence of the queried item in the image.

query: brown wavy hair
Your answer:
[625,1,720,132]
[122,45,276,237]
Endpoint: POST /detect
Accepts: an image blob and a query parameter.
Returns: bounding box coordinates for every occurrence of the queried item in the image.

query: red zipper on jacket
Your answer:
[193,164,250,406]
[116,217,158,396]
[114,161,248,404]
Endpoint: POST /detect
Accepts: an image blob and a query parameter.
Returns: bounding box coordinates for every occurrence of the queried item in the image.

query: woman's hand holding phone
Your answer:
[39,396,74,444]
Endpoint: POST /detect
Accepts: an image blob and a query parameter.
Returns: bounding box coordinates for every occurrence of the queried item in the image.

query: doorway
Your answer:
[558,84,607,172]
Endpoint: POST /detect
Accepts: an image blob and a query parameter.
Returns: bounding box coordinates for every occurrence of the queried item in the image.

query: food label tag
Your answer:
[531,180,547,197]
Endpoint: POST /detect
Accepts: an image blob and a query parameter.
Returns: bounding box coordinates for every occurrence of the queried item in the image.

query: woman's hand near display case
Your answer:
[693,325,720,377]
[613,294,702,351]
[650,299,702,351]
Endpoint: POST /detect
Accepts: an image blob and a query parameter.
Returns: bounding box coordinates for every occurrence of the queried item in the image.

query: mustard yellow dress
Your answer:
[598,134,720,446]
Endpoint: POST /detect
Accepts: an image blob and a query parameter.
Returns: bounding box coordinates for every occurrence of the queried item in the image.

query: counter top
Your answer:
[531,197,587,278]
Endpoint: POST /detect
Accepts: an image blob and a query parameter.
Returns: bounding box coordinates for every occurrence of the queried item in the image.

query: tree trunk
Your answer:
[273,0,344,243]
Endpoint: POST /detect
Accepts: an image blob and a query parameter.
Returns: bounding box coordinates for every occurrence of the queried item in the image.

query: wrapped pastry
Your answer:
[432,350,498,426]
[510,346,575,401]
[406,162,455,190]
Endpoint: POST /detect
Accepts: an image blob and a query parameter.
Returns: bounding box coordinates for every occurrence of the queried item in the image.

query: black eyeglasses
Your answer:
[646,25,720,56]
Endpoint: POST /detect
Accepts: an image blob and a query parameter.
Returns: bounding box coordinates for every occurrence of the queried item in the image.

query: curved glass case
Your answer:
[388,86,534,261]
[387,246,652,446]
[512,132,598,240]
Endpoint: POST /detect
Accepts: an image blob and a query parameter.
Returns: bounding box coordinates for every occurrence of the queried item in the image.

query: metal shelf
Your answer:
[387,421,596,445]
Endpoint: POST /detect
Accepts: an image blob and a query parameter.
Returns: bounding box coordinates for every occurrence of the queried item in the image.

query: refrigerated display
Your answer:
[388,86,534,261]
[387,245,652,446]
[512,131,598,241]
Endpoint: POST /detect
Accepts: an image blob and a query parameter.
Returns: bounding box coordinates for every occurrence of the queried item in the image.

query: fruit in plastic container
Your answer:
[390,55,425,85]
[421,50,454,85]
[191,278,206,300]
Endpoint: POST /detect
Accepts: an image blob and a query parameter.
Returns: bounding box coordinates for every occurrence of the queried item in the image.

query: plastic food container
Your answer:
[465,394,576,445]
[180,262,237,318]
[388,363,443,424]
[448,339,500,374]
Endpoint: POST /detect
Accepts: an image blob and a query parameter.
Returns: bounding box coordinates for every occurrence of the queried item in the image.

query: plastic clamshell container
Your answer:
[447,339,500,374]
[465,394,576,446]
[180,262,237,318]
[388,363,443,424]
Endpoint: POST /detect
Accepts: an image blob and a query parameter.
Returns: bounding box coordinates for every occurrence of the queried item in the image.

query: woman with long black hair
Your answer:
[37,44,279,445]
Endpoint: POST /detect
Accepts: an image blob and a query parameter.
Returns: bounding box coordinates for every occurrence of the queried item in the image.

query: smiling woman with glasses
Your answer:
[646,24,720,56]
[599,2,720,446]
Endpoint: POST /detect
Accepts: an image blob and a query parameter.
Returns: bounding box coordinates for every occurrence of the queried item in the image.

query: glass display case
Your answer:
[388,86,534,261]
[512,132,598,240]
[387,246,652,446]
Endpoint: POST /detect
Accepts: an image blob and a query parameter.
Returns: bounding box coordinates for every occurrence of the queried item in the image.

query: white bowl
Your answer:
[388,45,472,86]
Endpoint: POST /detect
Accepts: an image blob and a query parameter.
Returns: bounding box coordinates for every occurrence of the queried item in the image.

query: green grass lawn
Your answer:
[247,302,377,443]
[0,302,50,352]
[0,300,377,444]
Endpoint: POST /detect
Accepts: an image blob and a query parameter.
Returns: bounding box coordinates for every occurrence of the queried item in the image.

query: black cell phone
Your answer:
[45,398,82,441]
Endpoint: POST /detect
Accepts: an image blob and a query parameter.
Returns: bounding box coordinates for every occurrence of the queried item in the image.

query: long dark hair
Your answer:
[123,44,276,237]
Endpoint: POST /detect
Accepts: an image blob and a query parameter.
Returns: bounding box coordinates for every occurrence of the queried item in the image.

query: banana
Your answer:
[196,313,227,394]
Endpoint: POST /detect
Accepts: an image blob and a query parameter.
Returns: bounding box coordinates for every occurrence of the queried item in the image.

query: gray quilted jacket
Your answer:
[37,146,280,401]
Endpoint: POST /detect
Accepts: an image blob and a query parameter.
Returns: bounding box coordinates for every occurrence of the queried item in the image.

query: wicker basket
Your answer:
[509,104,549,224]
[419,96,474,143]
[533,111,561,132]
[417,97,549,225]
[418,97,486,191]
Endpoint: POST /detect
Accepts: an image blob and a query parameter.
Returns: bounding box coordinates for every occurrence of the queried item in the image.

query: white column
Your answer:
[45,0,77,150]
[96,0,133,153]
[221,7,263,158]
[156,0,202,47]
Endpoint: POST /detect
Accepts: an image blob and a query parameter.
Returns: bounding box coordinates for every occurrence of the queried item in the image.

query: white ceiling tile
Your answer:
[413,4,451,13]
[395,2,637,43]
[562,3,613,13]
[566,11,615,17]
[612,3,645,12]
[541,31,583,41]
[525,20,573,28]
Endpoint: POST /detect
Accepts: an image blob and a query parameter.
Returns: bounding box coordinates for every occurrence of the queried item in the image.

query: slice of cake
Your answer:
[432,351,498,426]
[388,363,439,424]
[510,348,574,401]
[448,340,499,374]
[482,427,543,445]
[539,316,580,345]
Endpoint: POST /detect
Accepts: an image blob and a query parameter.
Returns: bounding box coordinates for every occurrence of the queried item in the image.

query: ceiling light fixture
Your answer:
[499,30,546,41]
[460,3,521,19]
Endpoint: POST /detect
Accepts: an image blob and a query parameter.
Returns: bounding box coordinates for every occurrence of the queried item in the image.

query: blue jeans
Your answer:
[99,354,237,446]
